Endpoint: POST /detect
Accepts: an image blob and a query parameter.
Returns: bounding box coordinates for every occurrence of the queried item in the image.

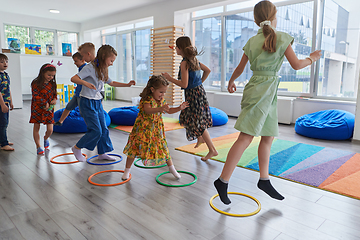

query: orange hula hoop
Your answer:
[50,152,87,164]
[88,170,131,186]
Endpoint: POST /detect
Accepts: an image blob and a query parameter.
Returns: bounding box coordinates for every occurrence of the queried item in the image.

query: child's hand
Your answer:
[161,72,171,80]
[161,104,170,113]
[127,80,136,87]
[50,99,57,105]
[45,102,50,110]
[228,81,237,93]
[1,104,9,113]
[180,101,189,110]
[85,82,96,90]
[310,50,322,62]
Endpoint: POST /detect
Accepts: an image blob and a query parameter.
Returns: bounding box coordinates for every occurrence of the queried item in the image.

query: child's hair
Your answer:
[0,53,8,61]
[140,75,169,101]
[78,42,95,53]
[176,36,202,71]
[91,44,117,82]
[254,0,277,53]
[31,63,57,95]
[72,52,83,60]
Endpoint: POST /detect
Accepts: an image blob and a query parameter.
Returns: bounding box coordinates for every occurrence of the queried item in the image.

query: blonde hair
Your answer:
[91,45,117,82]
[78,42,95,53]
[176,36,202,71]
[140,75,169,101]
[254,1,277,53]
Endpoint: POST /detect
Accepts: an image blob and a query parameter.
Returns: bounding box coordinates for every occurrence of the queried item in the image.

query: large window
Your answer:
[4,25,30,53]
[194,17,222,90]
[4,24,78,56]
[101,19,152,84]
[192,0,360,100]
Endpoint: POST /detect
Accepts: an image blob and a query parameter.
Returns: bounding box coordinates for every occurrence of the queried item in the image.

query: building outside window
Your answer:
[191,0,360,100]
[101,19,152,85]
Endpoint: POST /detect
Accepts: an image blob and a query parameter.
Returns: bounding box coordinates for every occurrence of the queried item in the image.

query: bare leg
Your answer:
[194,136,204,148]
[44,124,53,140]
[257,136,284,200]
[122,157,135,180]
[200,129,219,161]
[214,132,253,204]
[258,136,273,178]
[58,109,70,124]
[220,132,253,181]
[33,123,41,148]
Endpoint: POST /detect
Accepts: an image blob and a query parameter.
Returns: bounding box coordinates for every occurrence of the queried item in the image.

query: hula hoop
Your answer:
[156,171,197,187]
[86,154,122,165]
[209,192,261,217]
[50,153,87,164]
[88,170,131,186]
[134,158,167,168]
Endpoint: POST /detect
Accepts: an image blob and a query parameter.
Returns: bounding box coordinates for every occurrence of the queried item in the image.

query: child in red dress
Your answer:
[29,64,57,155]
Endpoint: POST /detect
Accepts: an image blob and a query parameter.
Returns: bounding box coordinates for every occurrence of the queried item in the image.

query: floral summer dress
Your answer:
[29,81,57,124]
[234,29,294,137]
[123,96,171,166]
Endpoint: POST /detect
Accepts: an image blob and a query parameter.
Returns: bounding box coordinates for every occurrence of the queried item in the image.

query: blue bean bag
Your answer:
[295,109,355,140]
[108,106,140,126]
[53,107,111,133]
[210,107,228,126]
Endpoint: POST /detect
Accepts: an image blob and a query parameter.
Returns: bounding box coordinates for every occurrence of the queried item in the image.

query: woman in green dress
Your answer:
[214,0,322,204]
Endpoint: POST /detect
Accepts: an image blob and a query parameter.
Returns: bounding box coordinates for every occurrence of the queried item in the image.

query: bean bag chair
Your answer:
[53,107,111,133]
[295,109,355,140]
[108,106,140,126]
[210,107,228,126]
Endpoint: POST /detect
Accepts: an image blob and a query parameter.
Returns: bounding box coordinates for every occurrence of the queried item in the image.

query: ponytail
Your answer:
[262,25,277,53]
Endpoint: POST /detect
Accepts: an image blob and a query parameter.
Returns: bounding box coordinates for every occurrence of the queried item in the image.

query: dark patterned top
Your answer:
[0,72,11,105]
[29,81,57,124]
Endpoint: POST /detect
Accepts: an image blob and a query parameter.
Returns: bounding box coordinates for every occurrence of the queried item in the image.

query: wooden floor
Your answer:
[1,100,360,240]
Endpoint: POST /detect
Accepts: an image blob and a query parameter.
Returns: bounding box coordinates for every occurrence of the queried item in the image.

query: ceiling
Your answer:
[1,0,168,23]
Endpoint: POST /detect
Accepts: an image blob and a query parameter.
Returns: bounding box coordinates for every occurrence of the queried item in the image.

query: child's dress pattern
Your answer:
[29,82,57,124]
[123,96,171,166]
[235,28,294,137]
[178,61,212,141]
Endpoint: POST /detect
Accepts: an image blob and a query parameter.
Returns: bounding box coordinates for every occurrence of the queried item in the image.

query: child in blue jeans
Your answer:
[0,53,14,151]
[71,45,135,161]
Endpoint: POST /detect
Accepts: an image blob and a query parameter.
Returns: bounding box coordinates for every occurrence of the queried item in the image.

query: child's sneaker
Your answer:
[44,139,50,149]
[37,147,44,155]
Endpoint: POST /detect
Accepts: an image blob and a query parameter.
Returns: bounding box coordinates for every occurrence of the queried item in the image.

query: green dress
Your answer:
[234,29,294,137]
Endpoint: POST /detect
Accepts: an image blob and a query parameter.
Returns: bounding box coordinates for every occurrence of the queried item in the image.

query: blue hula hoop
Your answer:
[86,154,122,165]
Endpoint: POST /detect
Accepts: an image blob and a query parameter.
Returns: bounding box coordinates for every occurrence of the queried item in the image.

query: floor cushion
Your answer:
[295,109,355,140]
[53,107,111,133]
[108,106,140,126]
[210,106,228,126]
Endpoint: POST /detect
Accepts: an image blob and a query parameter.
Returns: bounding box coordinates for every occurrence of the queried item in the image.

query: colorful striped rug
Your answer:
[175,132,360,200]
[109,116,183,133]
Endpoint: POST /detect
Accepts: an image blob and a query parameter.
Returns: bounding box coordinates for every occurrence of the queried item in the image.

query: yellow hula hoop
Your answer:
[209,192,261,217]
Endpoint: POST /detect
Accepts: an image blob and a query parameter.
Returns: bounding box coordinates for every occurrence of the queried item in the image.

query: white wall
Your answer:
[19,55,77,98]
[0,11,80,50]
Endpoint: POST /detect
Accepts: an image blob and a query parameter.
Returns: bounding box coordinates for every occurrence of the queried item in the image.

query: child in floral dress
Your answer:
[122,75,188,180]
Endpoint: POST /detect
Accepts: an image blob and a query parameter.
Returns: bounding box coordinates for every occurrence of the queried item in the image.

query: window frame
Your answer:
[101,23,152,85]
[3,23,79,56]
[190,0,360,101]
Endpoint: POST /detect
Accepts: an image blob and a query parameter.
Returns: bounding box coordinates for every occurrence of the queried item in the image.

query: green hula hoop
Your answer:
[134,158,167,169]
[156,171,197,187]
